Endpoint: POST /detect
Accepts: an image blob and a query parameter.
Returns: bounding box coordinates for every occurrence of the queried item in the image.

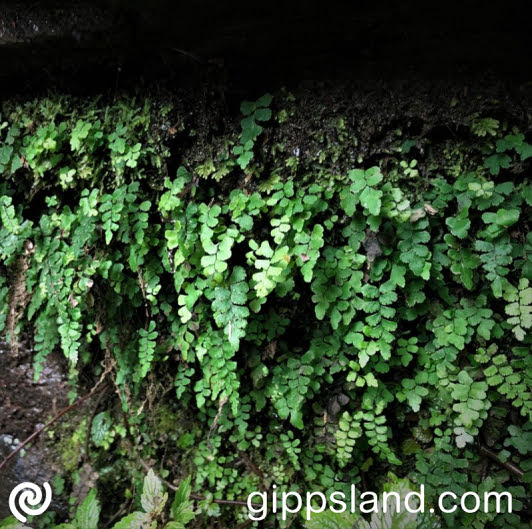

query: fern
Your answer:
[1,92,531,529]
[212,266,250,348]
[505,278,532,341]
[137,320,158,382]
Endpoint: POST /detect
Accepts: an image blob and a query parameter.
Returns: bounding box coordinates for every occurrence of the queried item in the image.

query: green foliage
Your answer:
[484,133,532,175]
[505,278,532,341]
[90,411,126,449]
[73,490,100,529]
[168,477,196,529]
[0,517,31,529]
[0,95,531,529]
[340,167,384,217]
[0,471,197,529]
[303,510,359,529]
[451,370,490,447]
[138,321,158,381]
[233,93,273,169]
[303,476,440,529]
[471,117,499,137]
[212,266,250,348]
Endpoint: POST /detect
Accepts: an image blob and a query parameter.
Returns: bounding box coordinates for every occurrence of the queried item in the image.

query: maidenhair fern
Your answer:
[505,278,532,341]
[0,92,530,529]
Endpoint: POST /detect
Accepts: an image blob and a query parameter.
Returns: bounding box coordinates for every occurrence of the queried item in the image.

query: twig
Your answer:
[103,499,132,529]
[207,396,228,450]
[234,446,266,484]
[0,366,111,473]
[169,47,202,64]
[137,269,150,321]
[479,445,524,480]
[139,459,263,509]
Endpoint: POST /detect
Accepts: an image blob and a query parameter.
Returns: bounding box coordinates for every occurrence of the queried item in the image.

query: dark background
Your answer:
[1,0,531,95]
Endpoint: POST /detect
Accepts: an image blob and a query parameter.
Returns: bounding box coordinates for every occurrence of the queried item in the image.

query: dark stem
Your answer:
[235,446,265,482]
[479,444,524,480]
[234,521,252,529]
[0,377,108,473]
[103,499,133,529]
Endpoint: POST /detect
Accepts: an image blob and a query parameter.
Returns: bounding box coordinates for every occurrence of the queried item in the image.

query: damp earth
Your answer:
[0,343,69,519]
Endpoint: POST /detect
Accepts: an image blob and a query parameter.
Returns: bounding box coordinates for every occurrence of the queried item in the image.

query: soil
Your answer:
[0,343,69,520]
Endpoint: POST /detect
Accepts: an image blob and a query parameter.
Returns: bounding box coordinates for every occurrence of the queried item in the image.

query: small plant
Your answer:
[0,471,195,529]
[400,158,419,178]
[233,93,273,169]
[471,117,499,137]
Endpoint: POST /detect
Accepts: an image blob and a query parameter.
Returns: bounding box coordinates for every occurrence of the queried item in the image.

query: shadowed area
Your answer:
[1,0,531,95]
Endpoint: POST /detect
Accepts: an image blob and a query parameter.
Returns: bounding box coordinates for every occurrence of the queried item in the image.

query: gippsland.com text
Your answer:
[246,484,513,521]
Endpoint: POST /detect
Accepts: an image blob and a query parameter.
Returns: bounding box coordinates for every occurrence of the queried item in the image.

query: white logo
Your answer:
[8,482,52,523]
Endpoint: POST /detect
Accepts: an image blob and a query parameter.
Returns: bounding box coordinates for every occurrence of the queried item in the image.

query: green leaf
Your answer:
[0,145,13,163]
[236,148,253,169]
[254,108,272,122]
[256,93,273,108]
[340,190,357,216]
[496,208,520,226]
[141,469,168,515]
[251,242,290,299]
[484,153,511,175]
[240,101,256,116]
[73,489,100,529]
[212,267,250,348]
[505,278,532,341]
[517,141,532,161]
[0,516,32,529]
[341,167,384,217]
[302,509,359,529]
[446,236,479,290]
[360,186,382,216]
[169,476,196,527]
[111,512,150,529]
[446,208,470,239]
[91,411,113,447]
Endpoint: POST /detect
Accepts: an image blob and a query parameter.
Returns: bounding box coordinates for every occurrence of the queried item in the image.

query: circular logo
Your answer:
[8,482,52,523]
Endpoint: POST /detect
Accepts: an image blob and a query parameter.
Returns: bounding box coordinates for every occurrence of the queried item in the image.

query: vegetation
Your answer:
[0,469,195,529]
[0,89,530,528]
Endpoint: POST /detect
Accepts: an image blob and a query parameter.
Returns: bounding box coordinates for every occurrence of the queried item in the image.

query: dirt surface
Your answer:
[0,343,69,519]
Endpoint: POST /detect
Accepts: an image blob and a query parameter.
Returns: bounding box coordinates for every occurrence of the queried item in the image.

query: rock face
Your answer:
[1,0,531,96]
[0,343,69,519]
[0,2,114,44]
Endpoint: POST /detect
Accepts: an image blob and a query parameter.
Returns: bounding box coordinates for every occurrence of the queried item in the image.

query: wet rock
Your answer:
[0,343,69,520]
